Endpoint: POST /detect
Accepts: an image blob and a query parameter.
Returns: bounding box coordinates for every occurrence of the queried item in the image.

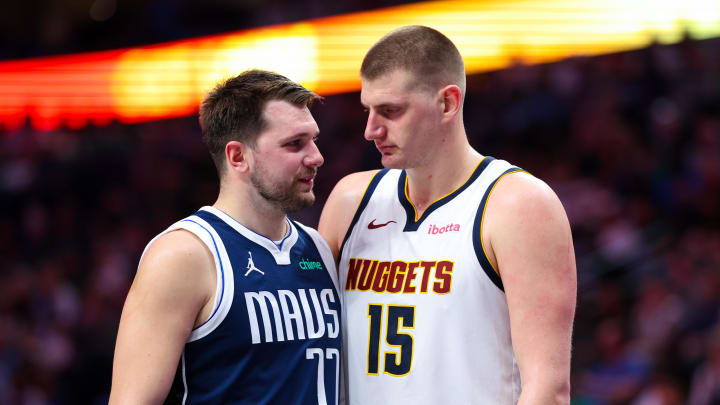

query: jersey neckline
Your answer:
[398,156,495,232]
[199,206,298,265]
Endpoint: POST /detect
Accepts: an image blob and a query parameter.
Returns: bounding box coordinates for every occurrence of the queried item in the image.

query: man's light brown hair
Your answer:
[199,69,320,174]
[361,25,466,95]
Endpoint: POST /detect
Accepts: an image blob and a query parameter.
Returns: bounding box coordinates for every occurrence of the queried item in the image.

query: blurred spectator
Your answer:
[688,326,720,405]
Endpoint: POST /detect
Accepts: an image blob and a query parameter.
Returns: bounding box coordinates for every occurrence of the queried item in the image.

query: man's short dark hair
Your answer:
[361,25,465,95]
[199,69,320,173]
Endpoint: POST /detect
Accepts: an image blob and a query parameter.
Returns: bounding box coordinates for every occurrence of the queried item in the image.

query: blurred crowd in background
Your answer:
[1,24,719,405]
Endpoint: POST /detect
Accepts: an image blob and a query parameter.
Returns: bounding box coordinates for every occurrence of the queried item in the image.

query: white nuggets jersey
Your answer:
[339,157,523,405]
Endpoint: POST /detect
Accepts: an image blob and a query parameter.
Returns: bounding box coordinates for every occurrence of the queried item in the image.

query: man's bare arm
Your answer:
[319,170,379,261]
[109,230,216,405]
[484,173,577,405]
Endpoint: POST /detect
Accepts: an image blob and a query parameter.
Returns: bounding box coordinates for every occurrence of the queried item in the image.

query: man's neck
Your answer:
[405,142,483,217]
[213,186,288,241]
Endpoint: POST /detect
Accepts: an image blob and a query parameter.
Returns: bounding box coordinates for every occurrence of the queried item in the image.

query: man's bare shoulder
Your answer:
[481,171,571,269]
[319,170,381,260]
[331,170,382,203]
[141,230,212,272]
[489,171,560,214]
[483,170,573,270]
[135,229,215,299]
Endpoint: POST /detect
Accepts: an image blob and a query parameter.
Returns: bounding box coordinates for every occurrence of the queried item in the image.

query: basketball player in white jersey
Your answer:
[319,26,577,404]
[110,70,342,405]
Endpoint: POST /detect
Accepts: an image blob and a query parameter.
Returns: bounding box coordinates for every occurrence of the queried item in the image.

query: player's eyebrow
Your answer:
[279,130,320,143]
[362,101,404,110]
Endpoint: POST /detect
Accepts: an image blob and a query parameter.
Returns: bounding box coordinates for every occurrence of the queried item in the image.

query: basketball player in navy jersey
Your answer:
[110,70,342,405]
[319,26,576,404]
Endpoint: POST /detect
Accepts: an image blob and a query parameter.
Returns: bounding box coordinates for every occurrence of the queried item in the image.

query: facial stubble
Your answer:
[250,159,315,214]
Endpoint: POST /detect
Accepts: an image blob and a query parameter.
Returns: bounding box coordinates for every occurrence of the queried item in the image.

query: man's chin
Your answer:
[282,192,315,213]
[381,155,404,169]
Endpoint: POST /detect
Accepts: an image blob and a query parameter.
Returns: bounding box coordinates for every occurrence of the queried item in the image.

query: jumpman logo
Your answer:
[244,251,265,276]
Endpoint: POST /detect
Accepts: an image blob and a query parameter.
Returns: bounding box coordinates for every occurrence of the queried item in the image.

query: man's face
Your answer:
[360,69,443,169]
[248,100,323,213]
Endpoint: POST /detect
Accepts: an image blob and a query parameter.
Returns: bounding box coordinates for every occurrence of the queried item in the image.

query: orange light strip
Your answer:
[1,0,719,131]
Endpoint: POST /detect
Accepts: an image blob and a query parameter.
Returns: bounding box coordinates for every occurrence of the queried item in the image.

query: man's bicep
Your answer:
[110,232,214,405]
[486,174,576,401]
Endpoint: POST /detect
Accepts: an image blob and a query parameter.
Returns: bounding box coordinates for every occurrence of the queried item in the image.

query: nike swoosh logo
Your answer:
[368,219,397,229]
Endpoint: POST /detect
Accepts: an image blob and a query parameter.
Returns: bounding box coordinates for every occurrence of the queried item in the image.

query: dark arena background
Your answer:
[1,1,719,403]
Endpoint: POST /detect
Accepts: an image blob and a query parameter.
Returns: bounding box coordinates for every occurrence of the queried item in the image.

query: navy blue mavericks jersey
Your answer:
[143,206,342,405]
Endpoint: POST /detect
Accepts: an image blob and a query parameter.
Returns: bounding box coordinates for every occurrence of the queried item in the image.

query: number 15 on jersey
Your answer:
[367,304,415,376]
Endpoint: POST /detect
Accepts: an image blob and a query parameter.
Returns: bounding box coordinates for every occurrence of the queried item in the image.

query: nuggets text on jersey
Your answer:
[345,259,453,294]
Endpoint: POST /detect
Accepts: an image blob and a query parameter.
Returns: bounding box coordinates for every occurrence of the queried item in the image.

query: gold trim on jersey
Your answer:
[404,157,488,221]
[479,170,530,276]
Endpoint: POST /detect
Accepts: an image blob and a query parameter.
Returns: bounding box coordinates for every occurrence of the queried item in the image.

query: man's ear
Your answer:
[439,84,462,123]
[225,141,251,173]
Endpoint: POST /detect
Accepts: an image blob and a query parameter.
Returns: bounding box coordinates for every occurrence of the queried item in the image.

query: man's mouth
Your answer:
[297,172,316,186]
[376,144,396,154]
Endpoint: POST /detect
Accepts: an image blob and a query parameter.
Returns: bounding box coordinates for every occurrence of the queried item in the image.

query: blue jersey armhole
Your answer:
[181,218,225,331]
